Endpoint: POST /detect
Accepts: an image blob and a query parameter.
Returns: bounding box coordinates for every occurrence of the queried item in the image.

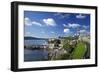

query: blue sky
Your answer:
[24,11,90,38]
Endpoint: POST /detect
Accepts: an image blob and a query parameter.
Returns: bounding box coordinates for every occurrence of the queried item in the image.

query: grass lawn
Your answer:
[70,42,87,59]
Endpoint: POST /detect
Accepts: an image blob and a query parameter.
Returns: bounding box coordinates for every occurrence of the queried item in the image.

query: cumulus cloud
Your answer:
[79,30,86,33]
[51,31,55,34]
[24,17,42,26]
[32,21,42,26]
[25,17,32,26]
[76,14,86,19]
[43,18,56,26]
[60,14,70,19]
[25,32,31,36]
[68,23,80,28]
[64,28,70,33]
[54,13,70,19]
[63,24,67,27]
[83,25,89,29]
[79,30,90,36]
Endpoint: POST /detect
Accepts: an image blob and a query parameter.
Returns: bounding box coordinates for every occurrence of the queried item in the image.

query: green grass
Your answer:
[70,42,87,59]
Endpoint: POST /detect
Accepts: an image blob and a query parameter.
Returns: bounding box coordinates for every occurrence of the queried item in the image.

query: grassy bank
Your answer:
[70,42,87,59]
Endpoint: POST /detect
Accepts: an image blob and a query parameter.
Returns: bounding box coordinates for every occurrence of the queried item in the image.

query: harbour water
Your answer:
[24,39,49,62]
[24,49,48,61]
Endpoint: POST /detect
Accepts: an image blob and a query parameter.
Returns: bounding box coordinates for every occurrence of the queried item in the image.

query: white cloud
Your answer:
[76,14,86,19]
[79,30,90,36]
[43,18,56,26]
[25,17,42,26]
[60,14,70,19]
[64,28,70,33]
[79,30,86,33]
[32,21,42,26]
[51,31,55,34]
[25,32,31,36]
[54,13,70,19]
[63,24,67,27]
[25,17,32,26]
[83,25,89,29]
[68,23,80,28]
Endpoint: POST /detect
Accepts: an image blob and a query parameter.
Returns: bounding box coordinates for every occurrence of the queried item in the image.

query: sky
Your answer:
[24,11,90,38]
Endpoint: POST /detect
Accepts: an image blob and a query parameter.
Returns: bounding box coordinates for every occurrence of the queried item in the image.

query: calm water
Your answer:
[24,49,49,61]
[24,39,48,46]
[24,39,49,62]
